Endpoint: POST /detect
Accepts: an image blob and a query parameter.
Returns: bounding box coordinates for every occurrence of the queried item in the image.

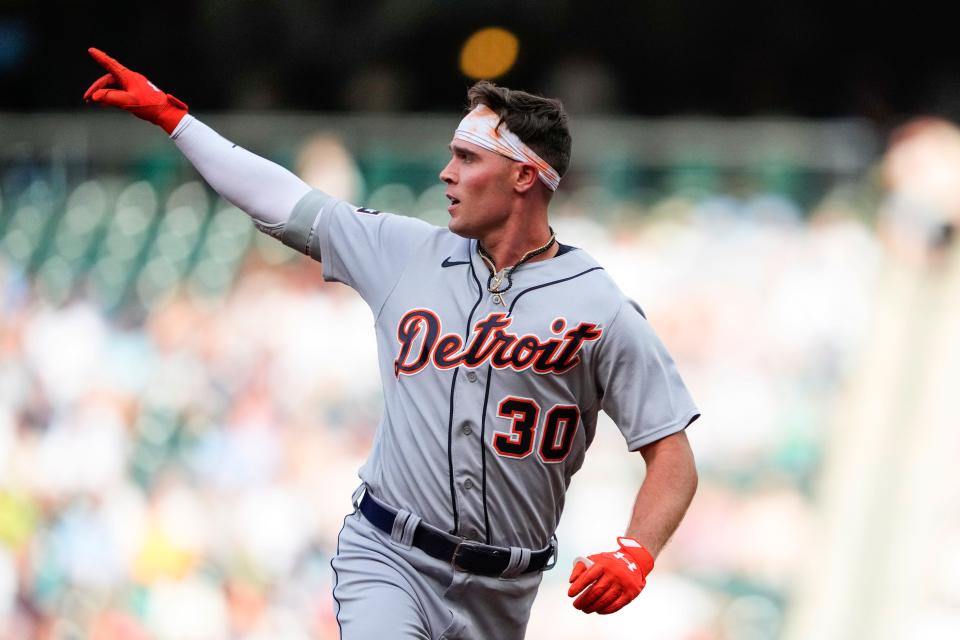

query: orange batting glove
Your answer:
[83,47,188,134]
[567,536,655,614]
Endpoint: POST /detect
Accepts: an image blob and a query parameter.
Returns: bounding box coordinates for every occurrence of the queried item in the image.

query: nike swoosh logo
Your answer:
[441,257,470,267]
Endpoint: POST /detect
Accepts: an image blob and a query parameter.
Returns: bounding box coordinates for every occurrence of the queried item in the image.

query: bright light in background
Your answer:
[459,27,519,80]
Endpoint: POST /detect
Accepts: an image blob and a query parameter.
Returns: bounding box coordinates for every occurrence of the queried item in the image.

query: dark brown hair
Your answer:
[466,81,572,178]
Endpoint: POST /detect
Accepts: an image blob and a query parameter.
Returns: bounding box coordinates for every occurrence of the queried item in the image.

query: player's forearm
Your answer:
[170,115,312,232]
[624,430,698,559]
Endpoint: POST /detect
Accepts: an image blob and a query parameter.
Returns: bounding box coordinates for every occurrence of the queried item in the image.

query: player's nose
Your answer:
[439,159,456,184]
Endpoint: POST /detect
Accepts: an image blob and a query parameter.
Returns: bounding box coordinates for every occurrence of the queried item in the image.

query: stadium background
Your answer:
[2,2,959,638]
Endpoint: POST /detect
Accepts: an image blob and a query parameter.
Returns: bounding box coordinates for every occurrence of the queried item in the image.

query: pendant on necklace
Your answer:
[490,269,507,292]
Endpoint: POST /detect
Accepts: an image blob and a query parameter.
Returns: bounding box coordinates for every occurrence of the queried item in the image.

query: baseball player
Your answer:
[84,47,700,639]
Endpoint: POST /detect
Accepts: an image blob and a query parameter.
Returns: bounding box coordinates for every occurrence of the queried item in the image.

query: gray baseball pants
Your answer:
[331,508,543,639]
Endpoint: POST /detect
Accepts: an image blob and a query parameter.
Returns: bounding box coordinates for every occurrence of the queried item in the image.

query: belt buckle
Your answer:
[451,538,484,573]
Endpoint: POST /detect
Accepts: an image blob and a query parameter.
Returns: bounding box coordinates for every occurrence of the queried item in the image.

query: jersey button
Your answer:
[463,479,474,490]
[465,371,478,383]
[462,424,473,436]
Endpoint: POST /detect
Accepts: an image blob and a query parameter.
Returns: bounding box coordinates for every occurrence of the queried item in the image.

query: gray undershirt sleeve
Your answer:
[280,190,329,258]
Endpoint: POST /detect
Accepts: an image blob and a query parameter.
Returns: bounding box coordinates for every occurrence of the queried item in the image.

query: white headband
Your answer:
[453,104,561,191]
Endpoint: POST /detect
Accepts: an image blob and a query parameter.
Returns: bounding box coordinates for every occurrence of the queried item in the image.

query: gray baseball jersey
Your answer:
[280,189,700,552]
[278,189,700,638]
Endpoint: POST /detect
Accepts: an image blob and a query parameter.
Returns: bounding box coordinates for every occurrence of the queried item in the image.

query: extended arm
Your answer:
[170,116,311,236]
[84,47,310,236]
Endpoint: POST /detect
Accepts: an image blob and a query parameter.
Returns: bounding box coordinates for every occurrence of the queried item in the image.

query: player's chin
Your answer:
[447,214,479,240]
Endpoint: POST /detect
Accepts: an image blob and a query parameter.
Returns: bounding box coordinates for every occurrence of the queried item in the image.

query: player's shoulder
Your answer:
[334,196,452,243]
[520,245,632,324]
[344,201,437,231]
[564,261,650,348]
[558,245,626,298]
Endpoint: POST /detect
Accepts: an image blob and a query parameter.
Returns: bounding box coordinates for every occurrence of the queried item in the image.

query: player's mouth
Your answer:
[446,194,461,212]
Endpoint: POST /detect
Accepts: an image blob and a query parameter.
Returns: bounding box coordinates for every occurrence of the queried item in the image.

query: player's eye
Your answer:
[450,147,475,164]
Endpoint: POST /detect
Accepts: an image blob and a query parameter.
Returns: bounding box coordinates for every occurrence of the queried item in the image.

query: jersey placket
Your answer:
[446,246,502,541]
[448,363,489,541]
[451,246,546,543]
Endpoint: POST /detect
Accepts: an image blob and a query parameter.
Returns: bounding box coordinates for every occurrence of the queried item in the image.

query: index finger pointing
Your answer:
[87,48,127,75]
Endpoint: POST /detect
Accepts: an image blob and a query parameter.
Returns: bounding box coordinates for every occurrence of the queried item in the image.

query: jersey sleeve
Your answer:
[280,188,437,313]
[594,299,700,451]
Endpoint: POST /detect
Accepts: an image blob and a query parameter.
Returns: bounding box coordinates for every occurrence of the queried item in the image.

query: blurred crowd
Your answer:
[1,117,959,639]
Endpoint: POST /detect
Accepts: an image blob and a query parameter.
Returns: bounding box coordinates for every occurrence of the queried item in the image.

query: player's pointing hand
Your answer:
[567,537,654,614]
[83,47,188,134]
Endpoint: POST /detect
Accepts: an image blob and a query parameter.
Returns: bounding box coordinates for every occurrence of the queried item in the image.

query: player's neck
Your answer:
[478,224,559,271]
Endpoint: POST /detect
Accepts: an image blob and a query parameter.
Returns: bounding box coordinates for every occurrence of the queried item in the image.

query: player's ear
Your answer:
[514,162,539,194]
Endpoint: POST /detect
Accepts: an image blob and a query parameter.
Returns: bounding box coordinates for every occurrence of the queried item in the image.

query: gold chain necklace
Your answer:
[477,227,557,306]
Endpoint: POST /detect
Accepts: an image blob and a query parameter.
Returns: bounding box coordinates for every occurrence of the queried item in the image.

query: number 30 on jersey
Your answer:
[492,396,580,463]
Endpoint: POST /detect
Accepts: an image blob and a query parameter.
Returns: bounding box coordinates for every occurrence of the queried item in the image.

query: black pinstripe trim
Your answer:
[445,371,460,533]
[479,367,493,544]
[507,267,605,317]
[445,239,484,534]
[330,509,353,638]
